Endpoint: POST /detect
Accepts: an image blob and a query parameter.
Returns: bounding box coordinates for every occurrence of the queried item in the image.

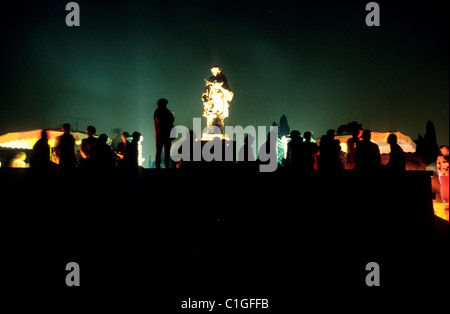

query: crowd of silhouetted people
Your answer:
[7,97,447,189]
[23,124,405,174]
[284,128,407,175]
[22,97,174,172]
[26,123,142,172]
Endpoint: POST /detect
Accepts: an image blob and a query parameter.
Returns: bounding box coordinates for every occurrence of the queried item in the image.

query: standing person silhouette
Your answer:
[300,131,319,174]
[90,134,116,169]
[386,133,406,172]
[346,129,362,170]
[30,129,50,169]
[154,98,175,169]
[286,130,303,172]
[319,129,342,172]
[80,125,97,168]
[123,131,141,169]
[354,130,381,172]
[54,123,76,169]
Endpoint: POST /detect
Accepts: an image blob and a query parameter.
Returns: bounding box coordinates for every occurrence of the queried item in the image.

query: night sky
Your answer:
[1,0,448,164]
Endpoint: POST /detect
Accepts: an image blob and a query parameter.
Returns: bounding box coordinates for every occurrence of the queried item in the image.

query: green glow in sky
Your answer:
[1,1,448,164]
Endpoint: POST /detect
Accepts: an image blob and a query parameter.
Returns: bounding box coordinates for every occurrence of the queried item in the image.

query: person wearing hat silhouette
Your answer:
[286,130,303,171]
[319,129,342,172]
[54,123,76,169]
[123,131,142,169]
[300,131,319,174]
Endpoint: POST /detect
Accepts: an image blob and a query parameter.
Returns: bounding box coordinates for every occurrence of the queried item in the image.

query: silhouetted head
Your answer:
[326,129,335,140]
[362,129,371,141]
[387,133,397,145]
[86,126,96,137]
[211,66,222,76]
[97,134,108,146]
[62,123,71,133]
[352,128,363,139]
[157,98,168,108]
[439,145,449,156]
[132,131,141,142]
[41,129,48,139]
[303,131,312,141]
[290,130,301,139]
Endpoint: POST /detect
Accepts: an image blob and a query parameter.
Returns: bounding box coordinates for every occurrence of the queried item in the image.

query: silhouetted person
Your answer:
[91,134,116,169]
[80,125,97,168]
[116,132,129,169]
[286,130,303,172]
[354,129,381,172]
[386,133,406,172]
[30,129,50,169]
[299,131,318,173]
[154,98,175,169]
[123,131,141,169]
[346,128,362,170]
[319,129,342,172]
[54,123,76,169]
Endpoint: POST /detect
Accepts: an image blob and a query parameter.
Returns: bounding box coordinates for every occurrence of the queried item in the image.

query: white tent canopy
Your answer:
[0,129,89,149]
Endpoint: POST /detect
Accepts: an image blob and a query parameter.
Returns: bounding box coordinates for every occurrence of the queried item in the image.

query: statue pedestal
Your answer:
[199,138,237,163]
[201,133,230,141]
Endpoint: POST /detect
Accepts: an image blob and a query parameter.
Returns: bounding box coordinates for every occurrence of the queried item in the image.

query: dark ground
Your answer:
[0,166,448,300]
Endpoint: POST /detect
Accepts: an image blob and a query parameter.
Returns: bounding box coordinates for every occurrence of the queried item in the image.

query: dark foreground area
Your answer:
[0,167,448,296]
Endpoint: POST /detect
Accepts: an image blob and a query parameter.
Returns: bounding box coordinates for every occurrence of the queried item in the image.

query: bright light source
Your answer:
[281,135,290,159]
[138,135,145,166]
[202,66,233,136]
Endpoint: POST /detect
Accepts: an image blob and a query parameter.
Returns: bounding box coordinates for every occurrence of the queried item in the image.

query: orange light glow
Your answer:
[433,201,449,221]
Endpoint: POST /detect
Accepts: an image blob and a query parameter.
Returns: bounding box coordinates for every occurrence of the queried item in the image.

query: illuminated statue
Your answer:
[202,66,233,133]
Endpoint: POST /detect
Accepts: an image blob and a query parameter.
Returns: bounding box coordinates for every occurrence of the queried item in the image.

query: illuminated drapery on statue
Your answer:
[202,66,233,134]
